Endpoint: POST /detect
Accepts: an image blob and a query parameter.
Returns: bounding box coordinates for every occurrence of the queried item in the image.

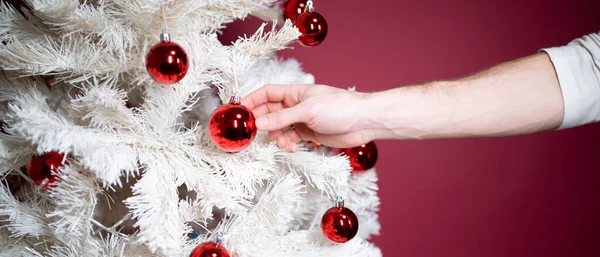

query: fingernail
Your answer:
[289,143,298,153]
[285,144,294,153]
[256,117,268,129]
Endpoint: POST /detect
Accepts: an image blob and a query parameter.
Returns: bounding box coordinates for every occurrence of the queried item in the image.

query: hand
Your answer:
[242,84,374,152]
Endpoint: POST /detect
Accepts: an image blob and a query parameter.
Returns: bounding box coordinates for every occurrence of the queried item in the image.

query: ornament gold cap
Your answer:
[229,96,241,104]
[215,232,223,245]
[160,29,170,42]
[336,196,344,208]
[305,0,315,12]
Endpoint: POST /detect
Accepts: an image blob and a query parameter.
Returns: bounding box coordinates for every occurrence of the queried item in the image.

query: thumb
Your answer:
[255,105,312,131]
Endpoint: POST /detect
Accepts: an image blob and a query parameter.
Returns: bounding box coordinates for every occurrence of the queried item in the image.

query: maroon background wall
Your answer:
[222,0,600,256]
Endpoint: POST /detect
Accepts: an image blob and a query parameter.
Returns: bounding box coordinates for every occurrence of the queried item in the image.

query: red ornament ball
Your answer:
[321,205,359,243]
[27,151,66,188]
[190,242,231,257]
[283,0,307,21]
[208,98,257,152]
[146,40,189,84]
[296,11,328,47]
[342,141,378,173]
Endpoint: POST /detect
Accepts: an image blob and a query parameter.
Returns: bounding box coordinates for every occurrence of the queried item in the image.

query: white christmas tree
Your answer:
[0,0,382,256]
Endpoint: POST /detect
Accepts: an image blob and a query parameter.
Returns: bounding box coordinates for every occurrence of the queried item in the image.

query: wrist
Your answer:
[356,81,455,141]
[356,90,397,141]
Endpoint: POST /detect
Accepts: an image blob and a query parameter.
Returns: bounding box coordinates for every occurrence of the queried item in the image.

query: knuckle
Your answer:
[272,111,287,124]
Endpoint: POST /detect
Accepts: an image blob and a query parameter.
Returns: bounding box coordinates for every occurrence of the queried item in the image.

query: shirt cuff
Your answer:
[541,42,600,129]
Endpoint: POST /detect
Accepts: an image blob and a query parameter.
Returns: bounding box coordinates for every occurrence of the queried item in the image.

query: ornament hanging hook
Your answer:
[160,30,170,42]
[229,95,241,104]
[336,196,344,208]
[305,0,315,12]
[160,6,170,42]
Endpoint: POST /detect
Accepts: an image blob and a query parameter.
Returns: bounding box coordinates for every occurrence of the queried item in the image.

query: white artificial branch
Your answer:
[26,0,137,55]
[96,234,129,257]
[347,170,381,240]
[45,163,99,254]
[123,156,190,255]
[144,145,253,218]
[205,135,279,199]
[238,57,315,97]
[250,1,284,24]
[279,151,352,198]
[6,84,139,185]
[71,78,141,131]
[2,82,133,185]
[139,83,208,134]
[112,0,276,37]
[0,182,50,238]
[234,19,300,58]
[219,19,301,101]
[348,170,381,212]
[225,173,305,256]
[0,36,125,82]
[0,2,52,42]
[166,0,278,33]
[0,227,30,257]
[24,0,79,19]
[122,241,162,257]
[294,236,383,257]
[0,134,32,175]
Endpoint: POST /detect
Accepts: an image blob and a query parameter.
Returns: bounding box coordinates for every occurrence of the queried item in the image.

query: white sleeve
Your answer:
[540,31,600,129]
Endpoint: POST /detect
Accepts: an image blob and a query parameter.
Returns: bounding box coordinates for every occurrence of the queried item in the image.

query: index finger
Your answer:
[241,84,295,110]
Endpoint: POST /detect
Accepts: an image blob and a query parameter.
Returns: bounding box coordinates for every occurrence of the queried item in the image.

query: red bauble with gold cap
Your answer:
[295,11,328,47]
[321,197,359,243]
[146,32,189,84]
[208,97,257,152]
[285,0,328,47]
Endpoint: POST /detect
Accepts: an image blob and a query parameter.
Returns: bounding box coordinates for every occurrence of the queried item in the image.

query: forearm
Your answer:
[362,53,564,140]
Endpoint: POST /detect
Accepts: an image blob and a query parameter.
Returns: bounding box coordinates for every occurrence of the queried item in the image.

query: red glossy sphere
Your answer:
[208,101,257,152]
[190,242,231,257]
[296,11,328,47]
[342,141,378,173]
[283,0,307,21]
[27,151,66,188]
[321,206,359,243]
[146,41,189,84]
